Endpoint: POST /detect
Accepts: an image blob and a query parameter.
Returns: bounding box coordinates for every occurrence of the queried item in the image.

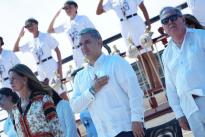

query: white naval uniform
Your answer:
[103,0,151,54]
[54,15,95,68]
[20,32,58,81]
[186,0,205,26]
[0,49,20,88]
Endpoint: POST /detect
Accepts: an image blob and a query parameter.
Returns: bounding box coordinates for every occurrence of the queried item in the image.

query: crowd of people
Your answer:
[0,0,205,137]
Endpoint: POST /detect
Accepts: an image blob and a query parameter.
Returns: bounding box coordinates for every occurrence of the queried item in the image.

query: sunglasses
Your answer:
[62,6,71,10]
[25,23,33,28]
[161,14,182,25]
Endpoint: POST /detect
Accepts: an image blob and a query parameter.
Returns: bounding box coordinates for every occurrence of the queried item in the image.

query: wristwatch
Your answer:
[89,86,96,96]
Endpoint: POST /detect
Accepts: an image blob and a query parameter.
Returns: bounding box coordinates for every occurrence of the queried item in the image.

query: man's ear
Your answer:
[98,39,103,47]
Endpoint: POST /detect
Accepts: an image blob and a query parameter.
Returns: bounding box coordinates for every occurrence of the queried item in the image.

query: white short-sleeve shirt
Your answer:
[103,0,142,19]
[20,32,58,62]
[20,32,59,80]
[54,15,95,68]
[0,49,20,88]
[103,0,150,53]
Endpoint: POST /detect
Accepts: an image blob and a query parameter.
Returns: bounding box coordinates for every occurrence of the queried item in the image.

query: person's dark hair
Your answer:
[64,0,78,8]
[25,18,38,26]
[0,88,19,104]
[79,28,102,41]
[160,7,182,19]
[51,89,62,106]
[9,64,52,98]
[0,36,4,46]
[41,81,62,106]
[184,14,204,29]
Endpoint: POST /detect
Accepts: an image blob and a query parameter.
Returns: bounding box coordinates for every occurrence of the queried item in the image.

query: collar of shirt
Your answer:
[170,28,192,51]
[70,14,79,22]
[86,53,106,69]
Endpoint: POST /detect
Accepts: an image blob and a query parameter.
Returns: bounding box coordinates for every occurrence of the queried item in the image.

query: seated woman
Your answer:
[0,87,19,137]
[9,64,63,137]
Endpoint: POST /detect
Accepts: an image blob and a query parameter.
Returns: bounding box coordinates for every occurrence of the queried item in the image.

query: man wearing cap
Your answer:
[96,0,162,89]
[0,36,20,88]
[160,6,205,137]
[48,0,95,69]
[13,18,68,100]
[70,28,144,137]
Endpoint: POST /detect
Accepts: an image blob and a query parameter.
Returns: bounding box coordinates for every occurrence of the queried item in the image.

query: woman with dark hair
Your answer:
[0,87,19,137]
[0,36,20,88]
[184,14,205,29]
[9,64,63,137]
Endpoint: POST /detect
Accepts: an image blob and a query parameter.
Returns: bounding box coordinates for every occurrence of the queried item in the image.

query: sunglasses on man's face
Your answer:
[62,6,72,10]
[25,23,33,29]
[161,14,182,25]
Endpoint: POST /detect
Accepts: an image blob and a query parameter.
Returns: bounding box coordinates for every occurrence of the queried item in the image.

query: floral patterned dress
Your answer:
[12,94,64,137]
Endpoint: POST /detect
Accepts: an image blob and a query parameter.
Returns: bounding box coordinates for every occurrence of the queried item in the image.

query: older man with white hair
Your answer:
[161,6,205,137]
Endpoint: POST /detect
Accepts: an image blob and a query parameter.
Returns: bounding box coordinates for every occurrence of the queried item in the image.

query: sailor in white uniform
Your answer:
[48,0,95,68]
[0,36,20,88]
[96,0,162,88]
[13,18,67,99]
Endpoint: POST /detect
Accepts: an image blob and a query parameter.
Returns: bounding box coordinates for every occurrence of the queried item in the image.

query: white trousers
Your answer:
[188,96,205,137]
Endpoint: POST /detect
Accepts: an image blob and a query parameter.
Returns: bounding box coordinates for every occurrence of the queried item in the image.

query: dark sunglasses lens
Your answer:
[161,18,169,25]
[161,15,179,25]
[63,7,68,10]
[25,24,32,28]
[170,15,178,22]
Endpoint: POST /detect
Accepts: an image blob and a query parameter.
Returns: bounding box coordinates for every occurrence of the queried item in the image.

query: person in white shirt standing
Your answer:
[160,6,205,137]
[96,0,162,89]
[70,28,144,137]
[0,36,20,88]
[48,0,95,69]
[186,0,205,27]
[13,18,68,100]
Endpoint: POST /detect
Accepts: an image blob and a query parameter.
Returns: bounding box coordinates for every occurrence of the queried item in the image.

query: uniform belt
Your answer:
[3,77,9,81]
[120,13,138,21]
[72,45,81,49]
[37,56,52,65]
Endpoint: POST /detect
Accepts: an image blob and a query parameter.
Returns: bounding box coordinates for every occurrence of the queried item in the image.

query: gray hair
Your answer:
[79,28,102,40]
[160,6,182,19]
